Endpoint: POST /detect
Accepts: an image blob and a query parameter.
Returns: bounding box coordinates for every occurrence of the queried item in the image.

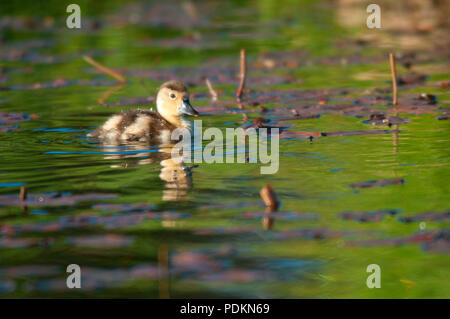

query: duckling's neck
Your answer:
[161,113,192,131]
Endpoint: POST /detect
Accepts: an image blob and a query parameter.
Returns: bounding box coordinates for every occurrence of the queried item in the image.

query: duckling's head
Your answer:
[156,80,199,126]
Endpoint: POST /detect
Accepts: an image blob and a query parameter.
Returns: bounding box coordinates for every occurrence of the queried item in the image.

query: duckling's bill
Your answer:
[180,98,199,117]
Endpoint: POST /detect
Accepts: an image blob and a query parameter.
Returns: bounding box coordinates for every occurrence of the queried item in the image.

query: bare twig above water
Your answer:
[83,55,126,84]
[98,83,125,105]
[205,78,218,101]
[236,49,247,102]
[389,53,398,107]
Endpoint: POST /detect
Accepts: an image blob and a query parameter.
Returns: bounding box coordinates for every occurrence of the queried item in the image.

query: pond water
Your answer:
[0,0,449,298]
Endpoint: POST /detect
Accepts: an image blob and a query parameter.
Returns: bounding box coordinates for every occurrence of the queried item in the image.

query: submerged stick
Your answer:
[19,186,27,212]
[158,244,170,299]
[205,78,218,101]
[83,55,126,84]
[19,186,27,201]
[389,53,398,106]
[262,215,274,231]
[236,49,247,101]
[260,185,278,230]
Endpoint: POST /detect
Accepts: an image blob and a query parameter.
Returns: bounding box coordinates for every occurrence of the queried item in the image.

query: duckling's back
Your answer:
[88,109,177,143]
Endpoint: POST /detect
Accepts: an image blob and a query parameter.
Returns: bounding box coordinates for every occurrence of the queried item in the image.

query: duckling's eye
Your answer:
[169,93,176,100]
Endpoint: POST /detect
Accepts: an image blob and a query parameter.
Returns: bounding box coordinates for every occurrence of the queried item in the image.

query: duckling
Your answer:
[88,80,199,143]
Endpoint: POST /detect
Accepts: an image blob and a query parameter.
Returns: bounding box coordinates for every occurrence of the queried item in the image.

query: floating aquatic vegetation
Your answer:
[422,231,450,253]
[193,227,256,236]
[0,111,37,132]
[171,247,318,284]
[418,93,437,105]
[340,210,399,222]
[0,46,105,64]
[65,234,134,248]
[20,264,160,293]
[349,178,405,189]
[347,230,449,254]
[0,210,189,236]
[199,201,262,211]
[269,228,375,241]
[242,211,318,221]
[398,211,450,223]
[349,178,405,188]
[0,125,17,132]
[0,192,117,207]
[0,237,54,249]
[280,130,322,140]
[323,129,403,137]
[0,265,60,278]
[436,112,450,120]
[397,73,427,85]
[93,203,155,212]
[363,113,409,126]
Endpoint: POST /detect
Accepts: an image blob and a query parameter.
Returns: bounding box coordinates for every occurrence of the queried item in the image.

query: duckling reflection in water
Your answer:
[88,80,199,201]
[98,141,195,202]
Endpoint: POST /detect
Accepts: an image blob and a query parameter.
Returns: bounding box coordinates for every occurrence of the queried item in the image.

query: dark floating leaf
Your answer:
[436,112,450,120]
[418,93,437,105]
[349,178,405,188]
[394,52,416,69]
[363,113,409,126]
[386,115,409,125]
[397,73,427,85]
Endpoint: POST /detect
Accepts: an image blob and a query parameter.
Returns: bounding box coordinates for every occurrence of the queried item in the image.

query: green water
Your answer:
[0,0,449,298]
